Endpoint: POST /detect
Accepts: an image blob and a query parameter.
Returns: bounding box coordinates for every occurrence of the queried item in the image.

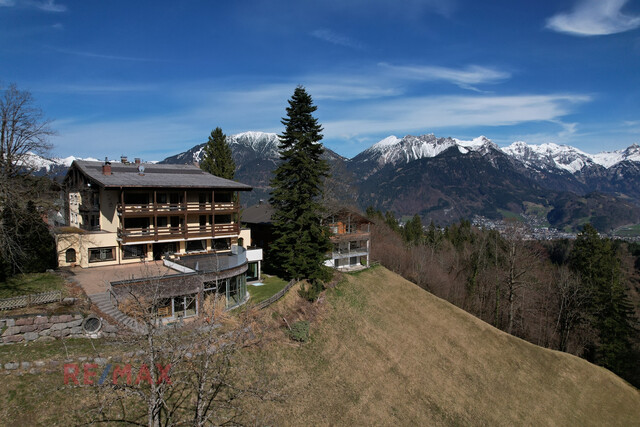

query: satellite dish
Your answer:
[138,165,145,174]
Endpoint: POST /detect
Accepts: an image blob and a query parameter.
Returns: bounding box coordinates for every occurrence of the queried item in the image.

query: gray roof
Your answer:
[70,160,252,190]
[242,203,274,224]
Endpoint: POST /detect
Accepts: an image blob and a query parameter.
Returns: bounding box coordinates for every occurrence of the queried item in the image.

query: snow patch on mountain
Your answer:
[502,141,594,174]
[356,134,500,168]
[592,143,640,168]
[502,141,640,173]
[20,152,99,172]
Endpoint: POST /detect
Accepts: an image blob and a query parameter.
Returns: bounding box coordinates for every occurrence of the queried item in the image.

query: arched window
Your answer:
[66,248,76,263]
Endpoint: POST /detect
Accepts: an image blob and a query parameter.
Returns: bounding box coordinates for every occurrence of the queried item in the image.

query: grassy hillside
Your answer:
[1,267,638,425]
[249,267,640,426]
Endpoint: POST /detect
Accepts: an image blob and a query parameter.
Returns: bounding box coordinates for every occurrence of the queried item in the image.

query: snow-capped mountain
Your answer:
[356,134,640,175]
[501,142,594,174]
[591,143,640,168]
[18,152,99,179]
[354,134,499,167]
[162,131,282,165]
[501,141,640,173]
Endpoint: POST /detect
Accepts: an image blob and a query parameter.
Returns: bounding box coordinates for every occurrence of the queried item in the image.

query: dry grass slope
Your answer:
[1,267,638,425]
[251,266,640,426]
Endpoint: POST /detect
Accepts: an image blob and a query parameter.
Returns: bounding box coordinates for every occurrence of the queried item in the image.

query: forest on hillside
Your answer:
[368,211,640,387]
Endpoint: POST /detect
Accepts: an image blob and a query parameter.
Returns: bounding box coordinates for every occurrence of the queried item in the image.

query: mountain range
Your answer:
[31,131,640,232]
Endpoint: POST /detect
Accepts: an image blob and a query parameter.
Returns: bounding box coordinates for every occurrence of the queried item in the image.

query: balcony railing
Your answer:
[117,223,240,242]
[171,246,247,273]
[118,201,238,215]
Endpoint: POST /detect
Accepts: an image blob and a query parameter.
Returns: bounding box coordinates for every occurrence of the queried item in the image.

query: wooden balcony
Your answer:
[117,223,240,243]
[117,201,238,216]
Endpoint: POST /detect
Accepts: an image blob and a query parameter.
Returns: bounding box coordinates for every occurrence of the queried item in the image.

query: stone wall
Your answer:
[0,314,117,344]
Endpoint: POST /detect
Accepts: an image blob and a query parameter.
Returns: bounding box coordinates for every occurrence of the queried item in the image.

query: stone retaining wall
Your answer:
[0,314,117,344]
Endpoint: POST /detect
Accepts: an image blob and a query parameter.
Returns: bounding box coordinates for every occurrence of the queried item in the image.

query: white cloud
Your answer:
[379,63,510,91]
[546,0,640,36]
[36,0,65,12]
[311,29,365,50]
[322,94,590,139]
[0,0,67,12]
[51,47,159,62]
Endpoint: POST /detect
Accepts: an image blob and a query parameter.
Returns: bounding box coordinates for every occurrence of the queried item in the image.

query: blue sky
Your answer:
[1,0,639,160]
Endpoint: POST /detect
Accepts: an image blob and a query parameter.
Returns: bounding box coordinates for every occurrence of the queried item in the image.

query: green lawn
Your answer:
[614,224,640,237]
[497,209,524,222]
[247,276,288,304]
[0,272,65,299]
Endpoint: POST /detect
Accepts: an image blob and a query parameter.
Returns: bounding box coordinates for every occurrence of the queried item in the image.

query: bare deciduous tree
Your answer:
[81,271,271,426]
[0,83,53,186]
[0,83,55,276]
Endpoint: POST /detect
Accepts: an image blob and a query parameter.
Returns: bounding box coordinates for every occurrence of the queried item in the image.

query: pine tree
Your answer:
[269,86,331,284]
[200,127,235,179]
[403,214,423,245]
[570,224,637,377]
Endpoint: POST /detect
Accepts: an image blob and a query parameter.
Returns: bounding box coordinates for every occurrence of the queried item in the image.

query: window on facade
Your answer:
[156,193,167,204]
[157,295,198,319]
[214,214,232,224]
[213,238,230,251]
[65,248,76,263]
[199,193,211,204]
[186,239,206,252]
[169,193,181,205]
[89,247,115,263]
[123,244,146,259]
[227,274,246,307]
[170,216,181,228]
[124,192,149,205]
[124,217,150,230]
[247,261,259,281]
[157,216,168,228]
[214,192,232,203]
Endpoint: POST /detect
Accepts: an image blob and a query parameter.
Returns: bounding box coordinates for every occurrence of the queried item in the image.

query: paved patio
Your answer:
[67,261,177,296]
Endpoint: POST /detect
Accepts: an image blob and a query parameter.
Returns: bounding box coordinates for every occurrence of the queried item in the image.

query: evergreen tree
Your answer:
[570,224,637,378]
[384,211,400,233]
[403,214,423,245]
[269,86,331,284]
[200,127,235,179]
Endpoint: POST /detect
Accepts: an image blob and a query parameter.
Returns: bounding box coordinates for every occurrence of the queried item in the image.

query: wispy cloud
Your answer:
[47,76,590,159]
[311,29,366,50]
[51,47,159,62]
[36,0,65,12]
[546,0,640,36]
[322,94,590,139]
[0,0,67,12]
[41,83,158,94]
[379,63,511,91]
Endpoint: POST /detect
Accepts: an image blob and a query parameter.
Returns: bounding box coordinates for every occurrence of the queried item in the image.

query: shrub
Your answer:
[298,279,324,302]
[288,320,310,342]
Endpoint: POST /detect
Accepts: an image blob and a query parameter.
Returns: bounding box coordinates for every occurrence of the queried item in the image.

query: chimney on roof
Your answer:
[102,157,112,175]
[134,158,141,165]
[120,155,128,164]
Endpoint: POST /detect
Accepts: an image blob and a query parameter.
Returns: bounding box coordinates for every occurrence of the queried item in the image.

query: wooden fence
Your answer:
[0,290,62,311]
[255,280,297,310]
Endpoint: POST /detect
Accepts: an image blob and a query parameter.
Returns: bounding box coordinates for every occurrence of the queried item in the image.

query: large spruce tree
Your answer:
[269,86,331,283]
[570,224,637,378]
[200,127,235,179]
